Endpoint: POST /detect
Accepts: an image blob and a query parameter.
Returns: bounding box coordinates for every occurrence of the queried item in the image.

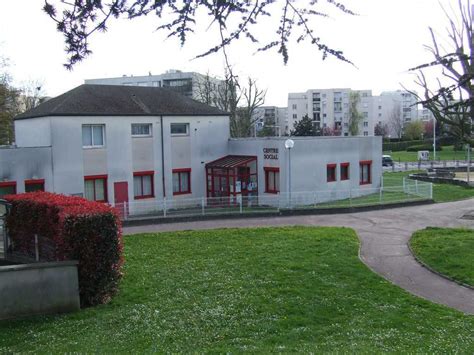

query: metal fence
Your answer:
[114,181,433,221]
[385,159,472,172]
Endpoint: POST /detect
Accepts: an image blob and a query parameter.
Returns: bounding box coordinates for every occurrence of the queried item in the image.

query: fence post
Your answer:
[415,179,419,195]
[403,177,406,193]
[430,182,433,200]
[239,197,243,214]
[163,198,167,217]
[34,234,39,262]
[201,197,205,216]
[123,201,128,221]
[349,188,352,207]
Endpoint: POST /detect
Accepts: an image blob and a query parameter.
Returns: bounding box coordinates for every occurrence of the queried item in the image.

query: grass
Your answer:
[385,145,470,162]
[0,227,473,352]
[411,227,474,287]
[383,170,474,203]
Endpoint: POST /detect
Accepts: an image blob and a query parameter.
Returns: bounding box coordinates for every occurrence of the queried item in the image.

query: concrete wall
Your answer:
[0,146,53,193]
[0,261,80,320]
[14,118,52,147]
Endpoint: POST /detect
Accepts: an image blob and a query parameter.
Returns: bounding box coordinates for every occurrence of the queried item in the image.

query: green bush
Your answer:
[406,144,442,152]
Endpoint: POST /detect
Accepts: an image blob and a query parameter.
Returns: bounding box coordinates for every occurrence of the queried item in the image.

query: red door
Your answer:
[114,182,129,219]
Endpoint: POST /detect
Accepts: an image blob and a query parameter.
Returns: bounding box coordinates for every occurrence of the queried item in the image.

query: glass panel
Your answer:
[180,172,189,192]
[94,179,105,201]
[0,185,15,197]
[92,125,104,146]
[134,176,142,197]
[132,124,151,136]
[170,123,189,135]
[142,175,152,195]
[84,180,95,200]
[173,173,180,193]
[82,125,92,146]
[275,172,280,191]
[268,171,275,191]
[25,183,44,193]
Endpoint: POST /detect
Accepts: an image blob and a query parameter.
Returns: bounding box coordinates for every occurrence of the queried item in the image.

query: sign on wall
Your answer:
[263,148,279,160]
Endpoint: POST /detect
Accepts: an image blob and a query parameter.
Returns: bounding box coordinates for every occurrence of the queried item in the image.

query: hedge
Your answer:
[406,144,443,152]
[5,192,123,307]
[383,136,457,152]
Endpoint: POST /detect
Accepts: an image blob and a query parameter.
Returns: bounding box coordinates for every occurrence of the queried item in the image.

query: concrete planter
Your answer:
[0,260,80,320]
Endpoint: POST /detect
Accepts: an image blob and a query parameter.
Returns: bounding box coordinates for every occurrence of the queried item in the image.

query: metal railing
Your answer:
[114,182,433,221]
[385,159,472,172]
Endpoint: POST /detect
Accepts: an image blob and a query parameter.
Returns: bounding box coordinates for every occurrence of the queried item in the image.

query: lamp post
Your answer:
[433,118,436,161]
[285,139,295,208]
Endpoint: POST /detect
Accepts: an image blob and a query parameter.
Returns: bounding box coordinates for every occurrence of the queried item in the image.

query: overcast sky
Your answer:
[0,0,462,106]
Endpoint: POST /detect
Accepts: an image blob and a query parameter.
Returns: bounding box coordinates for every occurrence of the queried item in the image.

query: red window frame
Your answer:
[340,163,350,181]
[133,171,154,199]
[264,167,280,194]
[172,168,191,195]
[327,164,337,182]
[84,174,108,202]
[359,160,372,185]
[25,179,45,192]
[0,181,17,197]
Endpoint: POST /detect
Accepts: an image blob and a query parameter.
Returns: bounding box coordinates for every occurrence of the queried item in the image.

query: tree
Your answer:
[374,122,389,137]
[0,57,19,145]
[423,120,434,139]
[291,115,318,136]
[195,72,219,107]
[409,0,473,145]
[403,121,424,141]
[43,1,355,70]
[322,126,341,136]
[348,91,363,136]
[388,102,403,139]
[19,79,46,112]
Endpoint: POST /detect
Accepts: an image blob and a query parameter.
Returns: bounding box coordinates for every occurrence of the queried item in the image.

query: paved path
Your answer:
[124,199,474,315]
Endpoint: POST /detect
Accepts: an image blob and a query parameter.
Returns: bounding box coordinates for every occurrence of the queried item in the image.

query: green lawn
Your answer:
[1,227,473,352]
[385,146,470,162]
[411,228,474,287]
[383,170,474,202]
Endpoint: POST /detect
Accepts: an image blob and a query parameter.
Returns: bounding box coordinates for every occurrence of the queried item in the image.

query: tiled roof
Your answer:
[15,84,228,120]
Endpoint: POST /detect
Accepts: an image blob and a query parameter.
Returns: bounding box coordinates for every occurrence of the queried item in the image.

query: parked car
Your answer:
[382,155,394,167]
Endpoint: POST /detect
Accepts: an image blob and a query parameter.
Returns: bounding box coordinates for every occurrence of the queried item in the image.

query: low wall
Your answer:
[0,260,80,320]
[410,173,473,188]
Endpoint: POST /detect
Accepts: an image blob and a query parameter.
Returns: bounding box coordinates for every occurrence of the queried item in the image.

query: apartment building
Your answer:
[0,84,381,212]
[373,91,419,137]
[85,69,222,101]
[287,89,374,137]
[253,106,288,136]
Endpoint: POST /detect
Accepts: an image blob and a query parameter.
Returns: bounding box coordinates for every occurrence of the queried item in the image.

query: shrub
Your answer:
[5,192,123,307]
[406,144,442,152]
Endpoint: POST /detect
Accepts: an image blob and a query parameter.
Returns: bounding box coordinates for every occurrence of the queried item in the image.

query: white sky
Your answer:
[0,0,463,106]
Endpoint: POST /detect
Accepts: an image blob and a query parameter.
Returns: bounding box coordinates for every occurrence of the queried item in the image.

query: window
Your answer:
[364,131,369,136]
[327,164,337,182]
[0,181,16,197]
[264,167,280,193]
[84,175,107,202]
[132,124,152,137]
[292,114,297,119]
[378,105,382,110]
[25,179,45,192]
[170,123,189,136]
[334,102,342,112]
[340,163,350,181]
[363,112,369,118]
[82,124,105,148]
[360,161,372,185]
[133,171,154,199]
[363,121,368,127]
[173,169,191,195]
[292,104,297,110]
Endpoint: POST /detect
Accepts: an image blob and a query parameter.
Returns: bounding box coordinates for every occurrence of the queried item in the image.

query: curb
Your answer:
[123,199,434,227]
[407,239,474,291]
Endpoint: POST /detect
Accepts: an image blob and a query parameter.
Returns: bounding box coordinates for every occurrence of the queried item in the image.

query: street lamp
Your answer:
[285,139,295,208]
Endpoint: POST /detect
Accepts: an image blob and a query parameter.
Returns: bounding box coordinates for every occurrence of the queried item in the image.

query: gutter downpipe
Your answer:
[160,116,166,198]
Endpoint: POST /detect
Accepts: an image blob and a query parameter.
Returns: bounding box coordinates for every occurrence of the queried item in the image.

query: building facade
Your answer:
[287,89,374,137]
[85,69,222,101]
[253,106,288,136]
[0,84,382,213]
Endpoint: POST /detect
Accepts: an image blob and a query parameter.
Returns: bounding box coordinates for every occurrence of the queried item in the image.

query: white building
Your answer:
[253,106,288,136]
[373,91,419,138]
[85,69,222,101]
[287,89,374,137]
[0,84,382,213]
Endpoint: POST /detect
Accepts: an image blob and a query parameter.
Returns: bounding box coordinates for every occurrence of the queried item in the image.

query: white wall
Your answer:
[14,118,52,147]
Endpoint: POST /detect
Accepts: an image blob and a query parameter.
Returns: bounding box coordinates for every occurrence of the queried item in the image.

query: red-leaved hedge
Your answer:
[5,192,123,307]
